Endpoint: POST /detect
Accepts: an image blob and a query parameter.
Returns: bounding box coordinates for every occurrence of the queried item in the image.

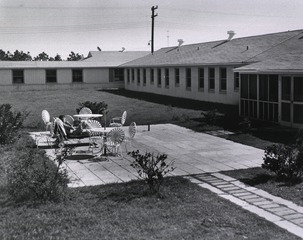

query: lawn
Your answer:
[0,88,201,129]
[1,177,300,240]
[0,88,301,239]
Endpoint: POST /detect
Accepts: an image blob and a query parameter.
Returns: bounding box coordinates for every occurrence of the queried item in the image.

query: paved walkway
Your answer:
[31,124,303,238]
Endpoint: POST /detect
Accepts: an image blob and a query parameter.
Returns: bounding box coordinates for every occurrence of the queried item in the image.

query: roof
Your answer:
[82,51,149,67]
[122,29,303,69]
[235,31,303,73]
[0,51,149,69]
[0,60,104,69]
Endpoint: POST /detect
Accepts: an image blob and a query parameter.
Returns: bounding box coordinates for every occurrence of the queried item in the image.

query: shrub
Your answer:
[0,104,28,145]
[262,144,303,181]
[76,101,108,114]
[201,109,220,125]
[6,141,72,202]
[129,150,175,195]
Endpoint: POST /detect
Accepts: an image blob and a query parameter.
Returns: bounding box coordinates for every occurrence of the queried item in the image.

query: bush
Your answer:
[201,109,220,125]
[129,150,175,195]
[0,104,28,145]
[262,144,303,181]
[76,101,108,114]
[6,139,72,202]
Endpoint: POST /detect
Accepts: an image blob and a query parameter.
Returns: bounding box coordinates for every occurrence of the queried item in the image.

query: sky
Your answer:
[0,0,303,59]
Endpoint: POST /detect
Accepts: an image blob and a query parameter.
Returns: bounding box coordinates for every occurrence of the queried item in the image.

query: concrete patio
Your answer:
[30,123,264,188]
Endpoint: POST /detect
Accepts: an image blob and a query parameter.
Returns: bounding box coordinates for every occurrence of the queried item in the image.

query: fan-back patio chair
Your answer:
[106,127,125,158]
[109,110,127,127]
[87,120,103,152]
[42,110,53,132]
[124,122,136,152]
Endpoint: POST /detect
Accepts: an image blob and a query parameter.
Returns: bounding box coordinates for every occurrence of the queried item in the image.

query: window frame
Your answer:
[143,68,146,86]
[234,72,240,91]
[12,69,24,84]
[186,68,191,90]
[46,69,57,83]
[137,68,140,85]
[208,67,215,91]
[198,68,204,91]
[175,68,180,87]
[165,68,169,88]
[72,69,83,83]
[157,68,161,87]
[219,67,227,92]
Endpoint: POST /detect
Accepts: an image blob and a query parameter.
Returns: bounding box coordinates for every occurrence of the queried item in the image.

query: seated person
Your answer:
[58,115,90,138]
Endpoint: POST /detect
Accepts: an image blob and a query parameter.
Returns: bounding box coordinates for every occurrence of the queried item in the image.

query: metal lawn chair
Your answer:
[106,127,125,158]
[124,122,136,152]
[109,110,127,127]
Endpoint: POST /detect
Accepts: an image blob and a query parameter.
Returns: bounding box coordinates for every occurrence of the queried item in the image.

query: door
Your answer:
[281,76,303,127]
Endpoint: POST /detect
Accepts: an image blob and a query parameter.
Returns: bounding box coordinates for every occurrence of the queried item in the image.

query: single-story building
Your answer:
[121,29,303,127]
[0,51,148,92]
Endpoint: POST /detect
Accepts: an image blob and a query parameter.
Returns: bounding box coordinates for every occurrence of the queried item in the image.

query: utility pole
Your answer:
[151,5,158,54]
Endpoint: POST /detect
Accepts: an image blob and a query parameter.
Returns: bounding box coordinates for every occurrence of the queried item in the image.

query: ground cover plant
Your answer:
[1,177,300,239]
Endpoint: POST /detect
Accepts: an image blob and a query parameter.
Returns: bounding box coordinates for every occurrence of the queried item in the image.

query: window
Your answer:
[186,68,191,90]
[12,69,24,84]
[46,69,57,83]
[240,74,249,99]
[143,69,146,86]
[208,68,215,91]
[198,68,204,90]
[282,76,291,100]
[294,77,303,102]
[137,69,140,85]
[175,68,180,87]
[165,68,169,88]
[157,68,161,87]
[131,69,135,82]
[219,68,227,92]
[127,69,130,83]
[259,75,278,102]
[113,68,124,81]
[234,72,240,90]
[240,74,257,100]
[72,69,83,82]
[150,68,154,84]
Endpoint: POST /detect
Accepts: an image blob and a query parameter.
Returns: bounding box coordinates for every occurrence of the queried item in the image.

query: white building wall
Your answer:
[57,69,71,84]
[125,66,239,105]
[84,68,109,83]
[0,70,12,85]
[24,69,45,84]
[0,68,123,91]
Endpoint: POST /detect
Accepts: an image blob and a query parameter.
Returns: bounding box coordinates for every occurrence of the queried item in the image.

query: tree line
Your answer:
[0,50,84,61]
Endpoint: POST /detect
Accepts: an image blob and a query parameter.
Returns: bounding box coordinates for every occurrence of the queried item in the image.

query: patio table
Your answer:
[73,113,103,119]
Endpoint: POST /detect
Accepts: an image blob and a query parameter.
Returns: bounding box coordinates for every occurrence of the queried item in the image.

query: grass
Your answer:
[1,177,300,239]
[0,88,302,239]
[0,88,201,129]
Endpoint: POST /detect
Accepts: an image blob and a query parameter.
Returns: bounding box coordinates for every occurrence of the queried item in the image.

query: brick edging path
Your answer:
[185,173,303,239]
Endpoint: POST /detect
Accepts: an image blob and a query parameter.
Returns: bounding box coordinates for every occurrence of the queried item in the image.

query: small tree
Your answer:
[77,101,108,115]
[129,150,175,195]
[0,104,28,145]
[67,51,83,61]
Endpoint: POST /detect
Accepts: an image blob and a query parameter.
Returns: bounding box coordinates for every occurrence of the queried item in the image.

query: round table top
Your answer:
[73,114,103,118]
[90,127,114,133]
